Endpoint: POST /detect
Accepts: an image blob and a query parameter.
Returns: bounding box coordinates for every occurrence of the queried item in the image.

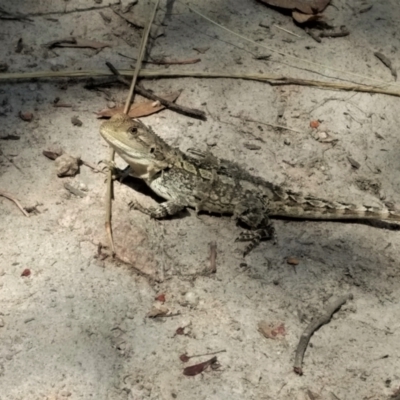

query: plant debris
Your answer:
[259,0,331,23]
[43,37,110,50]
[96,91,181,118]
[293,294,353,375]
[183,356,219,376]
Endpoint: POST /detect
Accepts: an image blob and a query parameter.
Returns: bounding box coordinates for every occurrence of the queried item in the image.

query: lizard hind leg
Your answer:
[129,197,186,219]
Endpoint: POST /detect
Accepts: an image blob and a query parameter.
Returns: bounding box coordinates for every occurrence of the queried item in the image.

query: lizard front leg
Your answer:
[235,221,276,256]
[234,197,277,256]
[129,197,187,219]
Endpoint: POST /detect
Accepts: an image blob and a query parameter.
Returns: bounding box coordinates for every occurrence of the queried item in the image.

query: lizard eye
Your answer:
[149,147,155,154]
[128,126,137,134]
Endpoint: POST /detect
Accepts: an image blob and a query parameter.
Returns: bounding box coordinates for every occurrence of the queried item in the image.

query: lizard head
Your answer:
[100,113,169,179]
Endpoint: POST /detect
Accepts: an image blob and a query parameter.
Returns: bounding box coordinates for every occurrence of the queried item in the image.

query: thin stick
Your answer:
[0,190,29,217]
[3,70,400,98]
[123,0,160,114]
[231,114,305,134]
[273,24,302,38]
[105,147,115,254]
[293,293,353,375]
[105,0,160,255]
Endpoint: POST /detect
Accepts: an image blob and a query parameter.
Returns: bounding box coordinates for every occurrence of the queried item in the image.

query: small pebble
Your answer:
[54,153,79,177]
[184,292,199,308]
[318,131,328,140]
[78,183,88,192]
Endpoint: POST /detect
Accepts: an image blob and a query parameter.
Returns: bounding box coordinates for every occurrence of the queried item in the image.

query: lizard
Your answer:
[100,113,400,256]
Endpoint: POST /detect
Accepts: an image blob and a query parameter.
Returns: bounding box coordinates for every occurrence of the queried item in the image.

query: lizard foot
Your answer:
[235,223,277,256]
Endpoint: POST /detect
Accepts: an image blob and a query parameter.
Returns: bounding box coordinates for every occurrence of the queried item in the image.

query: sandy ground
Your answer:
[1,0,400,399]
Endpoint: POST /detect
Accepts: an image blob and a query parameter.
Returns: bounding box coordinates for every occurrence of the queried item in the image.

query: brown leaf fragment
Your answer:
[258,321,287,339]
[310,120,320,129]
[19,111,33,121]
[259,0,331,14]
[287,257,299,265]
[183,356,218,376]
[147,304,169,318]
[21,268,31,277]
[155,293,166,303]
[97,91,181,118]
[292,11,323,24]
[176,327,185,336]
[347,156,360,170]
[180,353,190,362]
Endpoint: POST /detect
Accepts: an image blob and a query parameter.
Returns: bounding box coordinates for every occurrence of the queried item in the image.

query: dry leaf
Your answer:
[183,356,218,376]
[287,257,299,265]
[259,0,331,14]
[96,91,181,118]
[176,327,185,336]
[19,111,33,121]
[155,293,166,302]
[180,353,190,362]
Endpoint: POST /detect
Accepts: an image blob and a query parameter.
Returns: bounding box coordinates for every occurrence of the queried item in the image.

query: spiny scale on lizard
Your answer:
[99,113,400,255]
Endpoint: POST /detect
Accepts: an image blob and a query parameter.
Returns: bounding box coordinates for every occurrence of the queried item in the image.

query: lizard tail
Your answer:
[269,192,400,221]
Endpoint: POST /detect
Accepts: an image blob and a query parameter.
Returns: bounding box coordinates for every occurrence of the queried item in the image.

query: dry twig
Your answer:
[293,293,353,375]
[3,69,400,98]
[104,0,160,256]
[0,190,29,217]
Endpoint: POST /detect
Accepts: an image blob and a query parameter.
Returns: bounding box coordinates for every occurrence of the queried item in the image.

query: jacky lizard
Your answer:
[100,113,400,255]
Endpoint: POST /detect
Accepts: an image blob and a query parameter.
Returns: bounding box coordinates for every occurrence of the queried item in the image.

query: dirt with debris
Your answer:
[1,0,400,399]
